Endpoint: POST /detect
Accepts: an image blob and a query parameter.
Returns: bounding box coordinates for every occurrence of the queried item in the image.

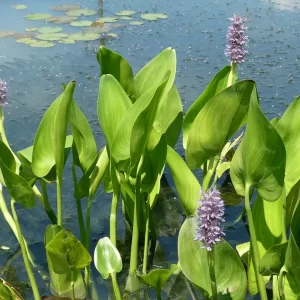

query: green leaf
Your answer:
[68,32,100,41]
[97,74,132,147]
[276,96,300,194]
[66,9,96,17]
[259,242,288,276]
[94,237,122,279]
[230,89,286,201]
[186,80,255,169]
[37,33,68,41]
[24,13,52,20]
[69,100,97,172]
[166,146,200,216]
[135,47,176,98]
[38,27,63,33]
[0,140,35,208]
[97,46,136,101]
[286,180,300,228]
[32,81,75,178]
[46,229,91,273]
[178,218,247,299]
[138,264,178,292]
[183,65,233,148]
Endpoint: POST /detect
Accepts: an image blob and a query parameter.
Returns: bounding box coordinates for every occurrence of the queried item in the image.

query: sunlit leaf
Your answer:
[106,33,118,37]
[24,13,52,20]
[25,28,37,32]
[140,13,168,21]
[70,20,93,27]
[30,41,55,48]
[66,9,96,17]
[96,17,118,23]
[115,10,136,16]
[16,38,36,44]
[38,27,63,34]
[129,21,144,26]
[12,4,28,10]
[37,33,68,41]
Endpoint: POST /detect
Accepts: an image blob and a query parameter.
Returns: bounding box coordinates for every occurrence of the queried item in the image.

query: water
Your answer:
[1,0,300,298]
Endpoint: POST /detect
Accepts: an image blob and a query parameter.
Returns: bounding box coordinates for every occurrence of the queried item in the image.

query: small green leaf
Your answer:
[24,13,52,20]
[30,41,55,48]
[38,27,63,33]
[94,237,122,279]
[70,20,93,27]
[37,33,68,41]
[115,10,136,16]
[166,146,200,216]
[66,9,96,17]
[12,4,28,9]
[96,17,118,23]
[129,21,144,26]
[45,16,78,24]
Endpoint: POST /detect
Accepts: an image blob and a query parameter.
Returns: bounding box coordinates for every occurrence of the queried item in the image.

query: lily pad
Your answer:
[30,41,55,48]
[106,23,126,29]
[120,16,133,20]
[16,38,36,44]
[97,17,118,23]
[129,21,144,26]
[59,39,76,44]
[45,16,78,24]
[25,28,37,32]
[70,20,93,27]
[140,13,168,21]
[0,31,16,38]
[49,4,81,11]
[83,27,109,34]
[106,33,118,38]
[38,27,63,34]
[115,10,136,16]
[66,8,96,17]
[69,32,100,41]
[37,33,68,41]
[24,13,52,20]
[12,4,28,10]
[12,33,35,39]
[91,20,104,27]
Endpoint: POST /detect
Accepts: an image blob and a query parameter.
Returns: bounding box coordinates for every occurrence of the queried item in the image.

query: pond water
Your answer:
[1,0,300,298]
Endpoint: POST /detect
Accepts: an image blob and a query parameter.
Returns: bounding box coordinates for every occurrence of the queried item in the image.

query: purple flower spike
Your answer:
[0,79,8,106]
[225,14,248,64]
[195,187,225,251]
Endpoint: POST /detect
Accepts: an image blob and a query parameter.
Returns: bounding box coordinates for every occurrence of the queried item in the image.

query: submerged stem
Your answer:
[244,184,268,300]
[11,199,40,300]
[207,249,218,300]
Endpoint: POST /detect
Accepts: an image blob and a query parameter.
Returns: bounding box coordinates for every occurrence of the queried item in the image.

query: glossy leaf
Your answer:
[94,237,122,279]
[166,146,199,216]
[135,47,176,97]
[97,75,131,147]
[230,90,286,201]
[186,80,255,169]
[69,100,97,172]
[97,46,136,100]
[46,229,91,274]
[259,242,288,276]
[32,81,75,178]
[138,264,179,292]
[178,218,247,299]
[183,65,233,148]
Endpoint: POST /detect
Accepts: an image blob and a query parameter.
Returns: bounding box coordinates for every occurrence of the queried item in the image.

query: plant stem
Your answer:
[281,191,287,243]
[71,269,75,300]
[110,191,119,247]
[56,176,63,226]
[84,197,92,292]
[227,62,237,87]
[244,184,268,300]
[11,199,40,300]
[278,267,286,300]
[0,184,35,267]
[207,249,217,300]
[156,290,162,300]
[111,272,122,300]
[0,107,10,147]
[72,163,85,245]
[273,275,279,300]
[202,155,220,192]
[203,161,207,178]
[142,203,150,274]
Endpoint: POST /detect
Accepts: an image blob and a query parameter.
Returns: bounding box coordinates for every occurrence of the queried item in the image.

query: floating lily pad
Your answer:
[30,41,55,48]
[70,20,93,27]
[12,33,35,39]
[97,17,118,23]
[0,31,16,37]
[25,28,37,32]
[91,20,104,27]
[59,39,76,44]
[12,4,28,10]
[45,16,78,24]
[129,21,144,26]
[66,8,96,17]
[49,4,81,11]
[24,13,52,20]
[115,10,136,16]
[69,32,100,41]
[140,13,168,21]
[38,27,63,34]
[106,33,118,37]
[83,27,109,34]
[16,37,36,44]
[106,23,126,29]
[37,33,68,41]
[120,16,133,20]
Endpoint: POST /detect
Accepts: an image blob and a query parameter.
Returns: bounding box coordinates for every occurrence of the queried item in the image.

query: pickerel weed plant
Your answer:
[0,13,300,300]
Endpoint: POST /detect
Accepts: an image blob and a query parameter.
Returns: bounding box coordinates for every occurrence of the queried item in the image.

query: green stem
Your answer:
[71,269,75,300]
[156,290,162,300]
[278,267,286,300]
[203,161,207,178]
[11,199,40,300]
[111,272,122,300]
[56,177,63,226]
[0,184,35,267]
[40,180,57,224]
[110,191,119,247]
[227,62,237,87]
[273,275,279,300]
[281,190,287,243]
[84,198,92,292]
[72,163,85,245]
[207,249,217,300]
[0,107,10,147]
[142,203,150,274]
[244,184,268,300]
[202,155,220,192]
